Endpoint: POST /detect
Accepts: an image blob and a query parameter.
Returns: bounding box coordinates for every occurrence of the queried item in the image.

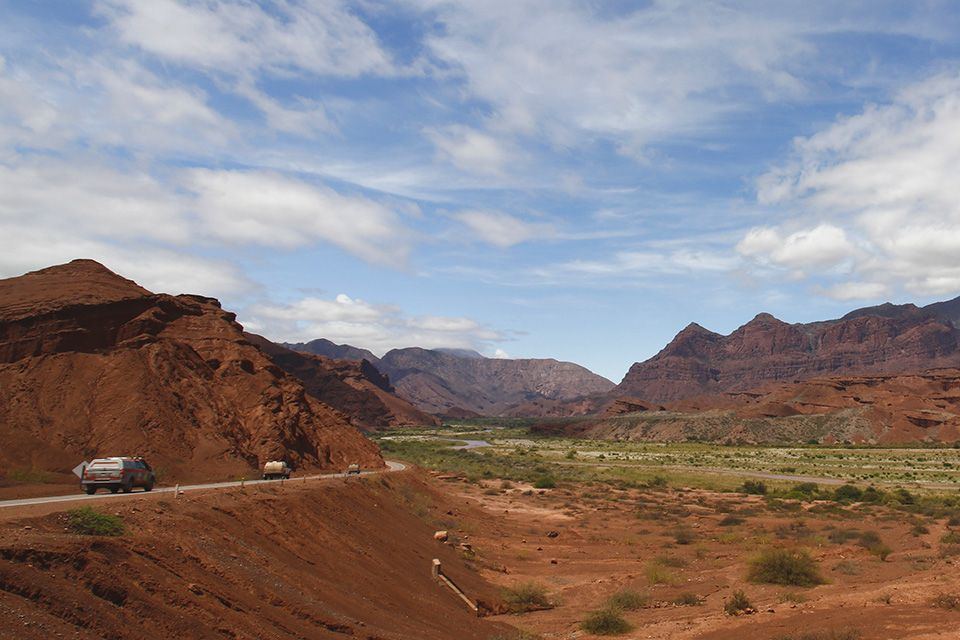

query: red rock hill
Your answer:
[0,260,382,482]
[617,305,960,402]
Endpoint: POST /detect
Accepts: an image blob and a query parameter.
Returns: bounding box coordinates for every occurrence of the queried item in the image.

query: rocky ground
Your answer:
[437,476,960,639]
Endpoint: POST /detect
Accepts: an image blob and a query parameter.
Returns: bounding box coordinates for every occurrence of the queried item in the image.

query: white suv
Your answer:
[81,457,155,494]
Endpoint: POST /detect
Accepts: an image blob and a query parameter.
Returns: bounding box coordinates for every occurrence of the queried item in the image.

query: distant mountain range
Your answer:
[617,297,960,402]
[284,342,615,416]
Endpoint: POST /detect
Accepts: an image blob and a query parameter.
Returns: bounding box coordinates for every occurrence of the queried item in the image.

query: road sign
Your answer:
[72,461,89,479]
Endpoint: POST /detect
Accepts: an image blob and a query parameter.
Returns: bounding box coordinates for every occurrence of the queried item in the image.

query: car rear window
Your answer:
[90,459,120,468]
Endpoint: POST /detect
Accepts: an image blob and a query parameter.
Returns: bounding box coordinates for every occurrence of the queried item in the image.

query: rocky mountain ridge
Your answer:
[617,297,960,402]
[0,260,382,482]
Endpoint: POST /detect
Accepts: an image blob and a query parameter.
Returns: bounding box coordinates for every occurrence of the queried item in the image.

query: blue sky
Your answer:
[3,1,960,382]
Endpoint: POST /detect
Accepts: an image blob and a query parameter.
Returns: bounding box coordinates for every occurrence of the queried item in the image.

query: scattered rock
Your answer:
[433,530,448,542]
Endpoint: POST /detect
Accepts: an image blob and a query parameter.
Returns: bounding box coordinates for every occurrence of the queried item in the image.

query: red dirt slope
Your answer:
[0,260,382,485]
[0,473,515,640]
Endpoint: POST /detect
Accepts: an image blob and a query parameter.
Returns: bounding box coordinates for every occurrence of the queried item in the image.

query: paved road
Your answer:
[448,439,491,451]
[0,460,406,509]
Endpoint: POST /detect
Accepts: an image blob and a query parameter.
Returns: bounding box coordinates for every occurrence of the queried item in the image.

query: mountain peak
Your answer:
[0,258,151,322]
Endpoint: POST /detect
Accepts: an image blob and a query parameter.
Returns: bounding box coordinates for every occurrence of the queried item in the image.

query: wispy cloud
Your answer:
[244,293,505,354]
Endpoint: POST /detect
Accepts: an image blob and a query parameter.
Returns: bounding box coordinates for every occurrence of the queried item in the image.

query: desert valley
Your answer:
[5,261,960,639]
[5,2,960,639]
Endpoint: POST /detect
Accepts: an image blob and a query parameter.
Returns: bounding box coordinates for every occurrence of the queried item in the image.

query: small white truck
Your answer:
[262,460,292,480]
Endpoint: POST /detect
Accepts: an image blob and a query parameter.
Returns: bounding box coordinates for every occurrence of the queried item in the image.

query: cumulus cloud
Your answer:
[737,224,855,271]
[454,210,554,248]
[245,293,504,354]
[185,169,414,267]
[750,71,960,297]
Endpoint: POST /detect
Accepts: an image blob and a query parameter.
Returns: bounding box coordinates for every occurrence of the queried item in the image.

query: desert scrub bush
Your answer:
[672,527,695,545]
[748,548,824,587]
[533,476,556,489]
[719,514,745,527]
[723,589,753,615]
[672,592,702,606]
[740,480,767,495]
[66,507,124,536]
[580,608,632,635]
[645,562,678,585]
[778,591,808,604]
[501,582,551,613]
[858,532,892,561]
[941,530,960,545]
[933,593,960,610]
[833,484,863,502]
[655,555,688,568]
[605,589,649,611]
[831,560,861,575]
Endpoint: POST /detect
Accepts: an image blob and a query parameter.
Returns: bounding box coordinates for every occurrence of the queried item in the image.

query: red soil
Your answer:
[0,472,516,640]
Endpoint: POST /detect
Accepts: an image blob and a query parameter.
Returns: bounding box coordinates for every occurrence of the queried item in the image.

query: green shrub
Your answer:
[740,480,767,495]
[66,507,124,536]
[605,589,648,611]
[793,482,819,495]
[894,488,915,504]
[748,548,824,587]
[581,608,631,635]
[723,589,753,615]
[501,582,551,613]
[533,476,556,489]
[834,484,862,502]
[854,531,891,560]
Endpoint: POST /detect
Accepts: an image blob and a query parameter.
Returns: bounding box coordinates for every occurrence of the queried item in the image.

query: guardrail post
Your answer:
[432,558,441,579]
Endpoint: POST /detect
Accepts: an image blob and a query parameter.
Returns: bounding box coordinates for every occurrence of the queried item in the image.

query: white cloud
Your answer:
[819,281,890,301]
[245,293,504,354]
[454,210,553,248]
[737,224,855,270]
[0,155,191,243]
[752,71,960,297]
[96,0,396,78]
[185,168,413,267]
[414,1,949,155]
[425,125,512,176]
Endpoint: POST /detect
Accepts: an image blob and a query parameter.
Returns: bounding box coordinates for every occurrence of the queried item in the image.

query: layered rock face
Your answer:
[249,335,440,430]
[0,260,382,482]
[377,347,615,415]
[618,305,960,402]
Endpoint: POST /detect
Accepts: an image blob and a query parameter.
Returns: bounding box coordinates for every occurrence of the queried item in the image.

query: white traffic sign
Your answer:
[72,461,89,479]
